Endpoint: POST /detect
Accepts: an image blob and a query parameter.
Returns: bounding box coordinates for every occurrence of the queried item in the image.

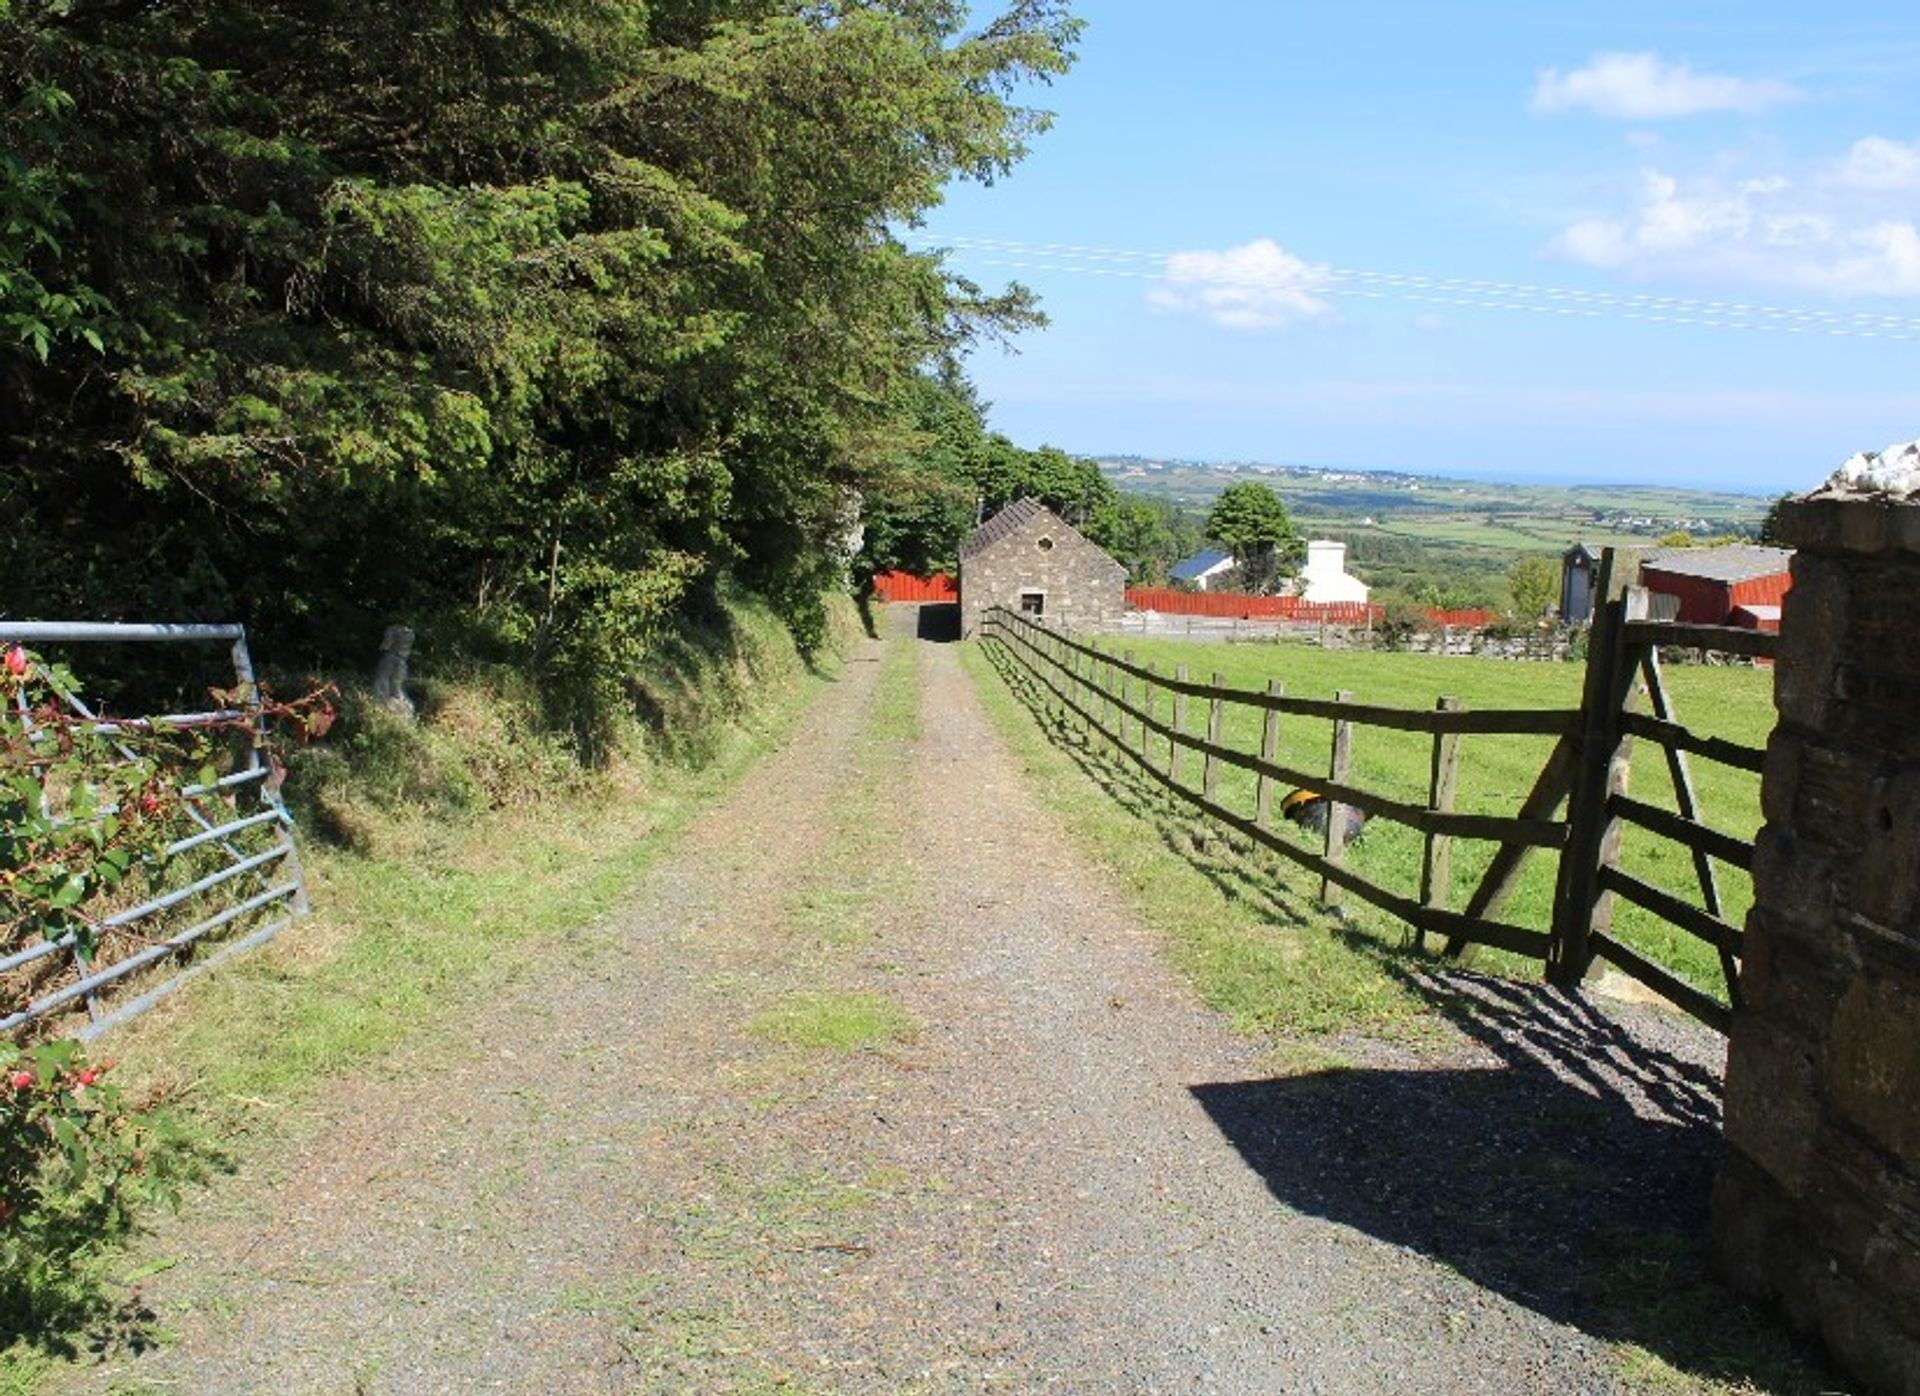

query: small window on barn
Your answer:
[1019,590,1045,616]
[1036,535,1055,552]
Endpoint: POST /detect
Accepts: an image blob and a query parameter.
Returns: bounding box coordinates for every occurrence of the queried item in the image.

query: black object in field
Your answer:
[1281,789,1368,841]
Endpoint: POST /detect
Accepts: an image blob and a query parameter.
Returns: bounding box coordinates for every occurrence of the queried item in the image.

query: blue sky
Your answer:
[922,1,1920,493]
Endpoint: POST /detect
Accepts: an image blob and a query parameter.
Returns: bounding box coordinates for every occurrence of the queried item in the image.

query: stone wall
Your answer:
[960,510,1126,638]
[1713,496,1920,1396]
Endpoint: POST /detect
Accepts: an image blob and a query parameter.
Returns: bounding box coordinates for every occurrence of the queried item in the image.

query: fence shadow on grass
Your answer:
[981,637,1320,932]
[980,637,1839,1394]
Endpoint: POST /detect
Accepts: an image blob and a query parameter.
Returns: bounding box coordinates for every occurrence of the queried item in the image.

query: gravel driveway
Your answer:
[57,611,1747,1395]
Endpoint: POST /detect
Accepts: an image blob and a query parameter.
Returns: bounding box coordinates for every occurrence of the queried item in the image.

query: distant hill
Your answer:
[1097,456,1772,558]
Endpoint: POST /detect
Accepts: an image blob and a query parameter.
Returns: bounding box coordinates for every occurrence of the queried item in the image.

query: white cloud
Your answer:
[1148,239,1333,331]
[1836,136,1920,191]
[1533,52,1798,120]
[1551,165,1920,295]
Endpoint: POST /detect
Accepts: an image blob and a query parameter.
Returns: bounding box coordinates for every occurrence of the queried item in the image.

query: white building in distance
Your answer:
[1296,539,1370,604]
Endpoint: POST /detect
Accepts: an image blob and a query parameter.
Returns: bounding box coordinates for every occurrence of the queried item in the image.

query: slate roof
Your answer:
[1169,548,1235,583]
[960,497,1050,559]
[1639,545,1793,584]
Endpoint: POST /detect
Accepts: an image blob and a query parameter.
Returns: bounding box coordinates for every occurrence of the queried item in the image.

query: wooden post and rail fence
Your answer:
[980,549,1772,1031]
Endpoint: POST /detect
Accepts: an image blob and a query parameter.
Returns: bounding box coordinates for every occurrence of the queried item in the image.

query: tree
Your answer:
[1757,493,1794,546]
[0,0,1083,740]
[1205,482,1303,594]
[1507,555,1559,621]
[1086,495,1201,585]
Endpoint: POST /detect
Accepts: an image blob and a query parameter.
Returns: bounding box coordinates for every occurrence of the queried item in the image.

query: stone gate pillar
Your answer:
[1714,492,1920,1395]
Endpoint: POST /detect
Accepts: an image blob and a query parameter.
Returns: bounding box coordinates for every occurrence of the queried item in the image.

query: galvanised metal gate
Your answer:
[0,622,309,1040]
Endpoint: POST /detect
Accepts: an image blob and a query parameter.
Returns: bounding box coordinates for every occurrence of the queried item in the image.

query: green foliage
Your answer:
[853,369,1186,581]
[0,0,1080,739]
[1089,493,1204,585]
[0,1037,197,1349]
[1507,555,1558,621]
[1206,481,1304,594]
[1756,493,1794,547]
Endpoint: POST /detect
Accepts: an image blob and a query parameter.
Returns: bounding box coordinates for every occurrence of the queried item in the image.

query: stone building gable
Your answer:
[959,499,1126,638]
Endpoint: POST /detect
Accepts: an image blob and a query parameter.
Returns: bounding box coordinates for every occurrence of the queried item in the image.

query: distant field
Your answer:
[1104,458,1773,569]
[1078,635,1772,1005]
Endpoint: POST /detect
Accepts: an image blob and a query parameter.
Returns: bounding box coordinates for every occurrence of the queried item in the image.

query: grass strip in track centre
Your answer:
[748,991,918,1053]
[959,639,1445,1046]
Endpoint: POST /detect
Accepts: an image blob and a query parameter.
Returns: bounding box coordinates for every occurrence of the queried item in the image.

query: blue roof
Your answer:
[1169,548,1234,582]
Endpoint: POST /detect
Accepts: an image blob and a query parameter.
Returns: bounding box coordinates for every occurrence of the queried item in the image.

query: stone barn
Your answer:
[959,497,1126,638]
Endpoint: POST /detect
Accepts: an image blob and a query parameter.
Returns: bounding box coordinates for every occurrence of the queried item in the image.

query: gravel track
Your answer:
[58,611,1733,1394]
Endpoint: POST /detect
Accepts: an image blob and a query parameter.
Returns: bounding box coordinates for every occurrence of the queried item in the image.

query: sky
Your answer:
[920,1,1920,493]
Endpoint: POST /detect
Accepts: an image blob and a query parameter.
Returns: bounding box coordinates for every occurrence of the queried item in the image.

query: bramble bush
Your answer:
[0,1036,196,1340]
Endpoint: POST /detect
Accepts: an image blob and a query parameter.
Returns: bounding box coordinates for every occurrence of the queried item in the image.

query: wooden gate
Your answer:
[1548,553,1771,1030]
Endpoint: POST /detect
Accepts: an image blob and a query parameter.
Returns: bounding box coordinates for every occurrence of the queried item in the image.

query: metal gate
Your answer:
[1,622,309,1040]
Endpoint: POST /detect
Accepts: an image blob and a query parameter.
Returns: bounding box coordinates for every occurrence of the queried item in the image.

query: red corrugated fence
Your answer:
[1123,586,1378,623]
[872,570,958,603]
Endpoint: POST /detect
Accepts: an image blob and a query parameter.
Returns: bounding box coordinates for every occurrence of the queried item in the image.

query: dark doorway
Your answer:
[915,603,960,642]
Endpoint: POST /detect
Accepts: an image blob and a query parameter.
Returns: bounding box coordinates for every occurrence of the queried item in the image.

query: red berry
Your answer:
[8,1071,33,1090]
[3,647,26,678]
[75,1069,99,1087]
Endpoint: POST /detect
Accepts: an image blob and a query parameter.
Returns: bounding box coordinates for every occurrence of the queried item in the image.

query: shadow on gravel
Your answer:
[978,639,1839,1392]
[1193,969,1838,1392]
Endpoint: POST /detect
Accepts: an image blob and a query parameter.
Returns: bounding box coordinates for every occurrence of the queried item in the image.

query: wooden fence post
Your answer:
[1551,558,1641,989]
[1105,645,1121,741]
[1143,661,1159,761]
[1322,690,1354,905]
[1255,679,1284,826]
[1203,672,1225,801]
[1170,664,1189,785]
[1119,651,1134,747]
[1418,696,1464,951]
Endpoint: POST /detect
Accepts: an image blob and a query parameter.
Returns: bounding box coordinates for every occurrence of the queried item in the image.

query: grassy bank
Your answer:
[2,588,855,1387]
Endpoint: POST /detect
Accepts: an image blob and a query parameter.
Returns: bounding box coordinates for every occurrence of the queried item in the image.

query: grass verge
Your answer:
[963,635,1836,1396]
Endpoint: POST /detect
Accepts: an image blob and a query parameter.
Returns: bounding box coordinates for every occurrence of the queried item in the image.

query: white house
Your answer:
[1296,539,1369,604]
[1168,547,1237,591]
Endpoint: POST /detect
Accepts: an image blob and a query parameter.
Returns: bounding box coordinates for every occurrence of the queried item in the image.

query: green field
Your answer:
[1070,634,1773,1005]
[1099,457,1775,611]
[1101,458,1773,549]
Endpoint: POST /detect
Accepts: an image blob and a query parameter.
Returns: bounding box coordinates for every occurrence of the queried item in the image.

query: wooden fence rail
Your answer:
[983,605,1560,961]
[981,544,1778,1032]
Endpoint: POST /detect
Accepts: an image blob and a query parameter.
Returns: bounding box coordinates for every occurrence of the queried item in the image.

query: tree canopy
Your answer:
[1506,555,1559,620]
[852,371,1200,583]
[0,0,1079,738]
[1205,481,1303,594]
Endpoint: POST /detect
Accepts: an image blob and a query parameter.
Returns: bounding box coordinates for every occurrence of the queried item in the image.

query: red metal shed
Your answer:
[1639,547,1793,625]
